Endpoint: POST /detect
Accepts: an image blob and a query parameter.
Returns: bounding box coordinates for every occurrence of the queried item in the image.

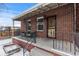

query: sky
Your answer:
[0,3,37,27]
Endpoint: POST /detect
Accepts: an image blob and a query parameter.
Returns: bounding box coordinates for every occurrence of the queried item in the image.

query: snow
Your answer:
[4,44,20,52]
[0,38,29,56]
[0,38,12,45]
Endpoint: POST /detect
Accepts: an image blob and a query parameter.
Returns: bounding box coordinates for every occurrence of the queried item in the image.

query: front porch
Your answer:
[15,35,77,56]
[12,3,79,56]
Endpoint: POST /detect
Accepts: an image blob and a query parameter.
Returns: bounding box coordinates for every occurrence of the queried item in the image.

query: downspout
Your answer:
[73,3,76,55]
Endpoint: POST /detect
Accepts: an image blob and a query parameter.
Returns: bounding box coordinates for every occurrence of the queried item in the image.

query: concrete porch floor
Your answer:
[0,38,54,56]
[0,37,73,56]
[17,36,53,50]
[36,38,53,49]
[36,37,74,55]
[16,36,77,55]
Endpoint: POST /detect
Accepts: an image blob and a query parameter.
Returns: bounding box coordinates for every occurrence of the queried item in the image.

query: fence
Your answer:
[0,27,20,39]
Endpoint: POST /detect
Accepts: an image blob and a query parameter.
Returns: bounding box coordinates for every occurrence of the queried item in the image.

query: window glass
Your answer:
[37,16,44,31]
[38,25,43,30]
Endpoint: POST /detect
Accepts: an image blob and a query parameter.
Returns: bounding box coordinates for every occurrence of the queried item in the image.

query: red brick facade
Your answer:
[21,20,26,32]
[75,4,79,47]
[12,38,35,52]
[19,4,79,43]
[76,4,79,32]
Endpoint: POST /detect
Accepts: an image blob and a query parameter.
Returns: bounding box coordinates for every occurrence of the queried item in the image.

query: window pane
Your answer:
[37,19,43,22]
[38,25,43,30]
[28,26,31,30]
[37,16,44,31]
[28,21,31,23]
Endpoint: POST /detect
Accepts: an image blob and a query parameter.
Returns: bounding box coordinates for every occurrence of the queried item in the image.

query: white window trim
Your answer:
[37,16,44,31]
[37,16,44,20]
[37,24,44,31]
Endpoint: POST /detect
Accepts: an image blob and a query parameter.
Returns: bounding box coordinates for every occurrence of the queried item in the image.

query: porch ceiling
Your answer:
[13,3,68,21]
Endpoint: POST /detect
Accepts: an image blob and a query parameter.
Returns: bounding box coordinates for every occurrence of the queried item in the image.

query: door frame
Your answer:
[47,15,56,39]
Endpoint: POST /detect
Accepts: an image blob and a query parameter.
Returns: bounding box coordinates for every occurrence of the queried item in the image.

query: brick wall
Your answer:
[12,38,35,52]
[41,4,74,42]
[20,4,74,42]
[21,20,26,32]
[56,4,74,42]
[76,4,79,32]
[75,4,79,47]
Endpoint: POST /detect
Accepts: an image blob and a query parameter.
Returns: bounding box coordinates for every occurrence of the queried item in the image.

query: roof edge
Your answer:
[12,3,47,20]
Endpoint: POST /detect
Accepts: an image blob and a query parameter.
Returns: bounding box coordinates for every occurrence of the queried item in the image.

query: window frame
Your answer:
[37,16,44,32]
[27,19,31,31]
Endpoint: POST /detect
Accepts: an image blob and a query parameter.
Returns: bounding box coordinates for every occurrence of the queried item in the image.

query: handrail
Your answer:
[23,31,36,56]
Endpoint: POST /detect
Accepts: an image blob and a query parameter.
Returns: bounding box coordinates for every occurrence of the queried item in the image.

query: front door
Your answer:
[47,16,56,38]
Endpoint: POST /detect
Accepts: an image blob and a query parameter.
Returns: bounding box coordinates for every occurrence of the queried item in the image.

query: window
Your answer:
[37,16,44,31]
[27,19,31,31]
[38,25,43,30]
[26,19,32,36]
[28,26,31,30]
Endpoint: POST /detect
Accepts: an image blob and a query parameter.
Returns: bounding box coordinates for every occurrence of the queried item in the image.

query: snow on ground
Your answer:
[0,38,29,56]
[0,38,12,46]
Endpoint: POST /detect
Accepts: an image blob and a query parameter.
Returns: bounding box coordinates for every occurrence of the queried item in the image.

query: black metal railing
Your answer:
[21,31,36,43]
[22,31,36,56]
[26,31,36,43]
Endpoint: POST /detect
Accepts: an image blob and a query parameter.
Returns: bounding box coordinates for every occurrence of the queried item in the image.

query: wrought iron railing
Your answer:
[21,31,36,43]
[21,31,36,56]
